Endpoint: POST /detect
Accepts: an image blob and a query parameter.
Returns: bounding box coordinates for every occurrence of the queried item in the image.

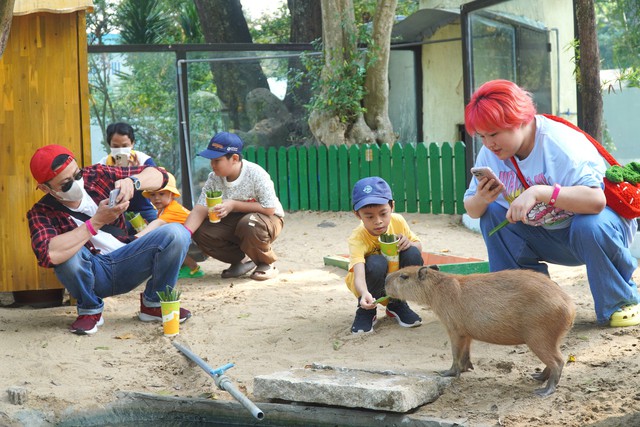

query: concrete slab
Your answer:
[253,364,451,413]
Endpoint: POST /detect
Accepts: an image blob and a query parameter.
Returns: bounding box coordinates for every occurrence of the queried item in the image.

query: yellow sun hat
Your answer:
[142,172,181,198]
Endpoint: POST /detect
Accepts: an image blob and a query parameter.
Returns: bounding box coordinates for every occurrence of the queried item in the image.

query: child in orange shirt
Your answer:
[138,173,204,278]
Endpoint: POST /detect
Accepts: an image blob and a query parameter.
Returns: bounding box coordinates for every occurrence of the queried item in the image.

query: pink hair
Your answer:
[464,79,536,136]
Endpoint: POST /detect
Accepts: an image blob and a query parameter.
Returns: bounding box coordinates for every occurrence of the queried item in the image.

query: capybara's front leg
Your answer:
[440,334,473,377]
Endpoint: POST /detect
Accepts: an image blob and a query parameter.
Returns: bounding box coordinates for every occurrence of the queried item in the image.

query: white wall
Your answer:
[418,0,578,144]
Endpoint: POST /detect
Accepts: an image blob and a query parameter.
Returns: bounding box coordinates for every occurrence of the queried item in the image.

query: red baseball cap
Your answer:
[30,145,75,184]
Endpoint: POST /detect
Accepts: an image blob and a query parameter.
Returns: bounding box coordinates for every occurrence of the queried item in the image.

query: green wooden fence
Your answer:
[243,142,467,215]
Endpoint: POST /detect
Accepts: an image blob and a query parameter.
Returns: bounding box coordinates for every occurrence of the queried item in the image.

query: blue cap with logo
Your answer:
[198,132,244,159]
[352,176,393,211]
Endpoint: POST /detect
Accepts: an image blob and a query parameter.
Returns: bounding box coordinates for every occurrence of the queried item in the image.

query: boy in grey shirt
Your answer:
[184,132,284,280]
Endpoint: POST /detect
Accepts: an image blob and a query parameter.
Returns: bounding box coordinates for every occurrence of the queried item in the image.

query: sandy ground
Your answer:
[1,211,639,426]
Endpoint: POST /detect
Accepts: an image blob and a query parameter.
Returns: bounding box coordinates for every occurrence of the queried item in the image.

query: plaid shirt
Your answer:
[27,164,168,268]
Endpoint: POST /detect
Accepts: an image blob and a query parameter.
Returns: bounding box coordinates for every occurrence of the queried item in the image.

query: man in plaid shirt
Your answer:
[27,145,193,335]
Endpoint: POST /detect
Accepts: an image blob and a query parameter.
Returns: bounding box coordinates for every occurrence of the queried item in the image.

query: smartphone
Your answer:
[471,166,503,190]
[109,188,120,207]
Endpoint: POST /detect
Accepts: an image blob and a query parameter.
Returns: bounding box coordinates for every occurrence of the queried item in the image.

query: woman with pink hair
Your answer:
[463,79,639,327]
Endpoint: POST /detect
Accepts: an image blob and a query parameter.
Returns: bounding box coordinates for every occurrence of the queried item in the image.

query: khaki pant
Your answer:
[193,212,284,265]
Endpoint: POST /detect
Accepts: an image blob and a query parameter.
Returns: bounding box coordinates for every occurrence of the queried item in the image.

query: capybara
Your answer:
[385,266,576,396]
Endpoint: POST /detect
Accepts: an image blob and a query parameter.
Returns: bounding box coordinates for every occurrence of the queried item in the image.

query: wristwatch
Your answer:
[127,176,141,191]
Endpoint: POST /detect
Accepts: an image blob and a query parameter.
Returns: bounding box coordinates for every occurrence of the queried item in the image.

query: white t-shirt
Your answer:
[69,191,125,254]
[196,160,285,217]
[464,115,607,230]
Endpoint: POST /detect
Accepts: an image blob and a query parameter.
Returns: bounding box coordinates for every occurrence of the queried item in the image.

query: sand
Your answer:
[1,211,639,426]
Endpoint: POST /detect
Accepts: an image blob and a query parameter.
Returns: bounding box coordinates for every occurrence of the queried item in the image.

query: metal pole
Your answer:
[173,342,264,420]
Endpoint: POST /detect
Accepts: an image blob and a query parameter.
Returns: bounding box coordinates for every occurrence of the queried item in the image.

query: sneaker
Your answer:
[386,301,422,328]
[138,293,192,323]
[351,308,377,334]
[69,313,104,335]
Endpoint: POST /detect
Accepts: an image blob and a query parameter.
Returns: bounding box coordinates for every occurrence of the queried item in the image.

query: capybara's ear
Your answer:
[418,266,430,281]
[428,264,440,271]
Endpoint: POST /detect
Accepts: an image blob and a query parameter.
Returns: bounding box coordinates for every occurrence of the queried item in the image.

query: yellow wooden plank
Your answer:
[13,0,93,16]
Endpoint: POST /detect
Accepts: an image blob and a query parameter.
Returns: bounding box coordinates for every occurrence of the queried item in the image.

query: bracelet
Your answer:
[183,224,193,236]
[85,219,98,236]
[549,183,561,207]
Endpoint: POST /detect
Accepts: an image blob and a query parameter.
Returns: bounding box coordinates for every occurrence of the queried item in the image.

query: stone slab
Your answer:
[253,364,450,413]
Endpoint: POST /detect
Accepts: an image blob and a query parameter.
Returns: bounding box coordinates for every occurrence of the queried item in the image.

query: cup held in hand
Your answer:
[206,196,223,223]
[378,234,400,273]
[129,213,147,233]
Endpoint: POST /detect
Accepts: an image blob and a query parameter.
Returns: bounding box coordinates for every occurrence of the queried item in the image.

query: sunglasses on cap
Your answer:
[54,169,84,192]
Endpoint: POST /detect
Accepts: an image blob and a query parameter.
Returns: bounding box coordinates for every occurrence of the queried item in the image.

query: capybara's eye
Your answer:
[401,274,408,280]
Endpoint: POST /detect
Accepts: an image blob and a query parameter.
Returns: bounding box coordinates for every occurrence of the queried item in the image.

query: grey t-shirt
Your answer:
[197,160,284,217]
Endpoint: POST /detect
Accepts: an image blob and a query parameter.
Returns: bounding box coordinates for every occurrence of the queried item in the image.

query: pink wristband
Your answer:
[183,224,193,236]
[85,219,98,236]
[549,183,561,206]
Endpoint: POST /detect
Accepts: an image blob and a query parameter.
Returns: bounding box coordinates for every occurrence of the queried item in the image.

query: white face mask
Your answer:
[53,178,85,202]
[111,147,132,167]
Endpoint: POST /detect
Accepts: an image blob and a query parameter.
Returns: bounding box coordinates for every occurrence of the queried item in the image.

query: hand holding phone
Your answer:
[471,166,503,191]
[109,188,121,207]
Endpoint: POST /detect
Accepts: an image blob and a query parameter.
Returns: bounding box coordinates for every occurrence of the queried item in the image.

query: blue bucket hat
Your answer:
[198,132,243,159]
[352,176,393,211]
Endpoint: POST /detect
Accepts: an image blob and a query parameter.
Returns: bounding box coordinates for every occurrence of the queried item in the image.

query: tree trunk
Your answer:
[285,0,321,113]
[309,0,357,146]
[363,0,397,145]
[309,0,397,146]
[576,0,603,142]
[285,0,322,142]
[193,0,269,131]
[0,0,15,59]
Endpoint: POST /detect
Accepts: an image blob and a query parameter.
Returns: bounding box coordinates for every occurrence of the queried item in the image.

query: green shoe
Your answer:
[178,266,192,279]
[189,266,204,278]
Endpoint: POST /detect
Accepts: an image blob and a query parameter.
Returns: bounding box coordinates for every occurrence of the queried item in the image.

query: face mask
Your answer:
[111,147,132,167]
[53,178,84,202]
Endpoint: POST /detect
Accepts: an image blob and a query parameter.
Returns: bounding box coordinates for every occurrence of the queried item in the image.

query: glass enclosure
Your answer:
[87,44,420,207]
[463,0,553,161]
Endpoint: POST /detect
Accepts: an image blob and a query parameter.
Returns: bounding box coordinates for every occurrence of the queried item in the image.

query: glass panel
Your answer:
[470,15,516,86]
[88,51,181,187]
[466,1,552,159]
[182,51,310,202]
[389,50,418,144]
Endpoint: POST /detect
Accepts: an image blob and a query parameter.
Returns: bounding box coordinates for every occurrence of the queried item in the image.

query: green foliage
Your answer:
[596,0,640,87]
[566,38,582,87]
[248,3,290,44]
[117,0,172,44]
[157,285,181,302]
[294,28,373,124]
[206,190,222,198]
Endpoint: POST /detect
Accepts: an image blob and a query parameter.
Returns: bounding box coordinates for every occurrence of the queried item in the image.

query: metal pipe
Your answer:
[173,342,264,420]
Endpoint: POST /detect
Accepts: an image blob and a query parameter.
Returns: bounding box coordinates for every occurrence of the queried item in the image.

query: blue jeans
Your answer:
[480,202,639,324]
[53,223,191,315]
[363,246,424,301]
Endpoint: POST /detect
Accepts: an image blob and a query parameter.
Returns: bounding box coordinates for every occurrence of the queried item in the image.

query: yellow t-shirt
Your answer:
[158,199,190,224]
[344,213,420,296]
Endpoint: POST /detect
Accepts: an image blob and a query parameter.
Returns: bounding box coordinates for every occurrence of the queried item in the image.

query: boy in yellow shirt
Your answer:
[346,177,423,334]
[138,173,204,278]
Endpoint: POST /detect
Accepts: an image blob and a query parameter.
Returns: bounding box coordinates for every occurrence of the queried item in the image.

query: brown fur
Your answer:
[385,266,576,396]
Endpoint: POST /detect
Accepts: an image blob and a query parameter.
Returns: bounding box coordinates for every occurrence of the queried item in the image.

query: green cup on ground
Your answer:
[160,300,180,337]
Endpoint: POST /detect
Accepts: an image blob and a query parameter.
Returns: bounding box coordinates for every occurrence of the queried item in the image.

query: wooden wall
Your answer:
[0,11,91,292]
